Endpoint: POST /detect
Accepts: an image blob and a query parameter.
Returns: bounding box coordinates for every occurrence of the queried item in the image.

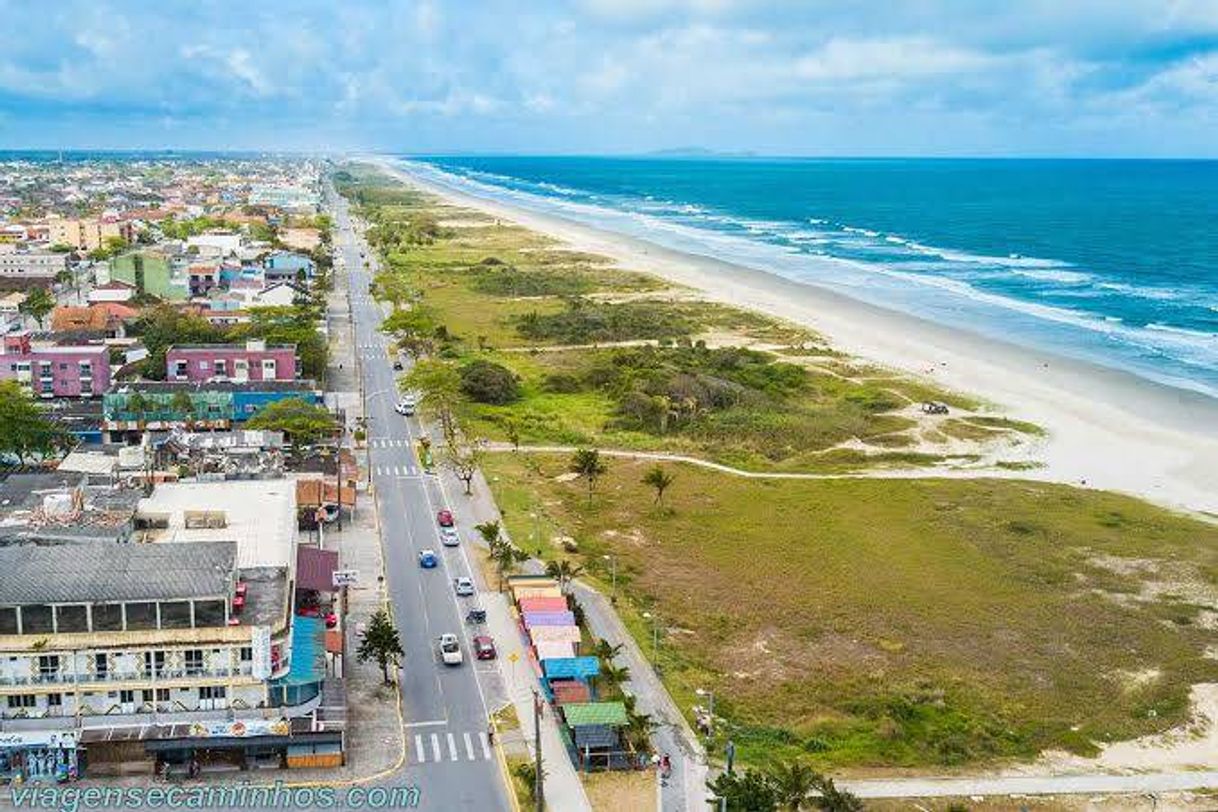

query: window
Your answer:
[199,686,226,699]
[215,360,227,376]
[94,653,108,679]
[160,601,192,629]
[7,695,35,709]
[184,649,204,676]
[239,647,252,662]
[37,655,59,679]
[92,604,122,631]
[125,602,156,631]
[173,361,188,378]
[59,363,68,371]
[119,690,134,704]
[46,693,62,707]
[144,651,165,677]
[156,688,169,702]
[261,358,277,378]
[55,605,87,633]
[141,689,153,703]
[0,607,17,635]
[21,605,52,634]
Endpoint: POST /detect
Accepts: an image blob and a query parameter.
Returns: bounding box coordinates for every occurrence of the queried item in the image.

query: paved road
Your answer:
[331,190,511,811]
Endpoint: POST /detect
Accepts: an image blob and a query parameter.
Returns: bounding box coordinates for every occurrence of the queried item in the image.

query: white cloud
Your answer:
[794,37,996,84]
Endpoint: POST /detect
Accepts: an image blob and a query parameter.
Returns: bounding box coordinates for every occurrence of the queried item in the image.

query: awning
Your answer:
[551,681,592,705]
[561,702,628,728]
[542,656,600,681]
[573,724,620,750]
[529,625,581,644]
[533,641,576,661]
[518,596,568,613]
[296,546,338,592]
[272,616,326,687]
[523,611,576,628]
[514,586,564,600]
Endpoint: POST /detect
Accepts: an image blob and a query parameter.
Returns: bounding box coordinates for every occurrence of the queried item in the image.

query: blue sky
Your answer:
[1,0,1217,156]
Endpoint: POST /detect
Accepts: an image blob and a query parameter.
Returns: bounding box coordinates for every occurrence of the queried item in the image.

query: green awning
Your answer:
[560,702,627,728]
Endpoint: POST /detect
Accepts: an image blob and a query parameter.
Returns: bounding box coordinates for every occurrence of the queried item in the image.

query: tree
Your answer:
[569,447,607,503]
[642,465,675,508]
[356,608,404,685]
[474,520,502,547]
[489,537,527,591]
[236,305,329,380]
[170,390,196,423]
[545,559,583,594]
[593,638,623,663]
[808,775,863,812]
[18,287,54,329]
[769,760,820,811]
[603,662,631,690]
[459,360,520,405]
[246,398,338,456]
[402,359,463,442]
[443,438,484,495]
[707,769,780,812]
[128,304,222,380]
[0,382,74,464]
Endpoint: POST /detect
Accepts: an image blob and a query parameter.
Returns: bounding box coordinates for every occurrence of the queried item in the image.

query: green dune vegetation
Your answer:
[338,166,1218,771]
[336,167,1040,474]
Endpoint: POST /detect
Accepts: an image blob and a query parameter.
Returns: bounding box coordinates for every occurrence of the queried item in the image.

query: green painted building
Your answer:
[109,250,189,301]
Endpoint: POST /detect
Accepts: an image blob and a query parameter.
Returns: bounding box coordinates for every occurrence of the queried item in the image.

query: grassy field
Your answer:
[482,453,1218,771]
[342,167,1033,473]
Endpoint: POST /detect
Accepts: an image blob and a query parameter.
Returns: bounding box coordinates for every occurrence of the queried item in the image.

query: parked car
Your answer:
[440,527,460,547]
[418,549,438,568]
[394,397,415,416]
[453,577,475,597]
[436,509,454,527]
[438,633,463,665]
[472,635,497,660]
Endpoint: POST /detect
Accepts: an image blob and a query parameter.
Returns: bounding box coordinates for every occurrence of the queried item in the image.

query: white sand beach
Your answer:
[373,158,1218,517]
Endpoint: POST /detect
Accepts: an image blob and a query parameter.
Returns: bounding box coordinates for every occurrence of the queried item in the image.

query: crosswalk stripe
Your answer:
[479,732,491,760]
[464,732,475,761]
[447,732,458,762]
[414,735,425,763]
[430,733,441,762]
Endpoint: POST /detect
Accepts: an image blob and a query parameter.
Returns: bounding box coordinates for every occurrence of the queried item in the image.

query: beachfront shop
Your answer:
[0,731,79,783]
[143,718,343,774]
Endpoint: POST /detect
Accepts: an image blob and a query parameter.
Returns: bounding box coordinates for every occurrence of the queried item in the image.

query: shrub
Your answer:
[460,360,521,405]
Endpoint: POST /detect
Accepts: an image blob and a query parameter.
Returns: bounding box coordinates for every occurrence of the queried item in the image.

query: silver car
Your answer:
[453,577,475,597]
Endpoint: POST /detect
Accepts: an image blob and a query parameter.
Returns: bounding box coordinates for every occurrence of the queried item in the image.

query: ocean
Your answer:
[404,156,1218,400]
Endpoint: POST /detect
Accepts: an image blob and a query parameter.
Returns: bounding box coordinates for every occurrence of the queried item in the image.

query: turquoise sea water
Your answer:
[406,156,1218,399]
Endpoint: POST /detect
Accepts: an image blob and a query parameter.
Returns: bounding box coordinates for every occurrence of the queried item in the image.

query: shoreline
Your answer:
[370,157,1218,516]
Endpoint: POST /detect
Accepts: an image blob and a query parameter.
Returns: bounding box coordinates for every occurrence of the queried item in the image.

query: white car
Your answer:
[394,397,417,416]
[440,527,460,547]
[438,634,463,665]
[453,577,475,597]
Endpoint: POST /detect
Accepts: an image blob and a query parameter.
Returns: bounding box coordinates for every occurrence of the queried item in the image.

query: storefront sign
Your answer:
[0,731,76,749]
[187,718,289,739]
[251,625,273,680]
[332,569,359,587]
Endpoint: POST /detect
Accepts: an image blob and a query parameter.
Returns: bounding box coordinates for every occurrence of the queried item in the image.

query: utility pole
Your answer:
[533,689,544,812]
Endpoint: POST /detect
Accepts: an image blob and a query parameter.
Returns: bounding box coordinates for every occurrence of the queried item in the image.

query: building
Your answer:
[186,262,221,296]
[0,332,110,398]
[102,380,321,441]
[50,303,138,338]
[256,282,309,308]
[280,228,320,252]
[185,232,242,259]
[166,340,298,383]
[0,471,140,546]
[87,281,135,305]
[262,251,314,284]
[0,291,25,318]
[109,250,189,301]
[0,251,67,290]
[0,479,342,778]
[47,217,134,253]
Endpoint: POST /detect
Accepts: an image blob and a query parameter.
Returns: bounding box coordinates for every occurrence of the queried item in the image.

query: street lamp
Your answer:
[602,554,617,600]
[641,611,660,663]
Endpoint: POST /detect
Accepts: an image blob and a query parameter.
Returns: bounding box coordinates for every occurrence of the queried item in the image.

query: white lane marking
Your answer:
[403,719,448,728]
[414,735,425,763]
[447,732,458,762]
[480,732,491,760]
[463,732,475,761]
[430,733,441,763]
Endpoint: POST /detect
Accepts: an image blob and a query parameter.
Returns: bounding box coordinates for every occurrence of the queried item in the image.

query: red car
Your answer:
[437,509,454,527]
[472,635,497,660]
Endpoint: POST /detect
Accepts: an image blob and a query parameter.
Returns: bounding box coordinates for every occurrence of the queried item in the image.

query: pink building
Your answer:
[0,332,111,397]
[165,340,298,383]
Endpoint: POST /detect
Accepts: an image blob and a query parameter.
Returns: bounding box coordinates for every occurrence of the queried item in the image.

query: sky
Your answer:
[1,0,1217,156]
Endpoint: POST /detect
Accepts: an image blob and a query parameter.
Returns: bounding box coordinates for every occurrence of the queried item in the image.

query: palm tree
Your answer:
[603,662,631,690]
[593,638,623,663]
[545,559,583,594]
[641,465,675,507]
[809,774,864,812]
[474,520,502,547]
[490,540,526,591]
[569,448,607,503]
[769,759,820,811]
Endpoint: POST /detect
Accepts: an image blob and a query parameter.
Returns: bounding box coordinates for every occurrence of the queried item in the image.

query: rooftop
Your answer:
[136,479,296,569]
[0,541,235,605]
[111,380,319,394]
